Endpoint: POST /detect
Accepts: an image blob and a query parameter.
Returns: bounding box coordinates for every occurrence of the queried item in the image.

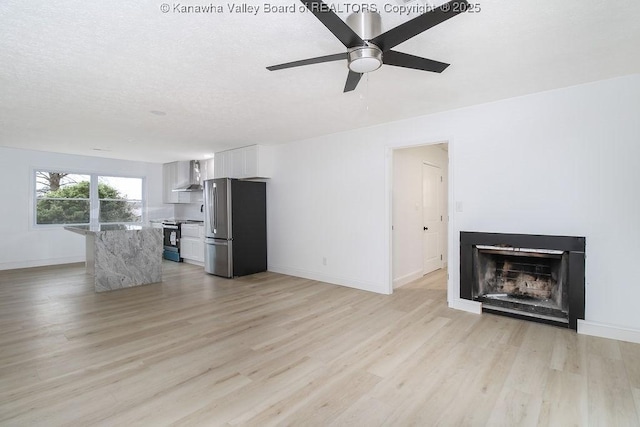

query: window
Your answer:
[34,170,144,226]
[35,172,91,225]
[98,176,143,223]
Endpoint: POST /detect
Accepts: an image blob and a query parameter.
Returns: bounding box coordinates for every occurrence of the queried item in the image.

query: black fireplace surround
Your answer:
[460,232,585,330]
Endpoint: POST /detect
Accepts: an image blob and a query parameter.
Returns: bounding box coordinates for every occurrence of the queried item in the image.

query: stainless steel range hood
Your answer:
[172,160,203,192]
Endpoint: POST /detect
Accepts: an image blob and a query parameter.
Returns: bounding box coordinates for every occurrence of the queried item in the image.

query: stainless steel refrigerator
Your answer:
[203,178,267,278]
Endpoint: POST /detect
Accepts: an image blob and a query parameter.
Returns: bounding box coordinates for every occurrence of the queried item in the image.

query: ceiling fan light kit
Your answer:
[267,0,469,92]
[347,45,383,73]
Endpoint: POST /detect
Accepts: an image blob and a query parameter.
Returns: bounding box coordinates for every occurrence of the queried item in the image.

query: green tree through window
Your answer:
[35,171,142,225]
[98,182,138,223]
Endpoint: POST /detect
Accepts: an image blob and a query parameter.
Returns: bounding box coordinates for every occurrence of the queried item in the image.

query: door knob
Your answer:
[424,226,428,231]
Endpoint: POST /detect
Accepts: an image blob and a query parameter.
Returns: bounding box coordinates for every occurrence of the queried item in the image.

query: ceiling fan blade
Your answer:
[267,53,347,71]
[383,51,450,73]
[370,0,469,52]
[299,0,364,48]
[344,70,363,92]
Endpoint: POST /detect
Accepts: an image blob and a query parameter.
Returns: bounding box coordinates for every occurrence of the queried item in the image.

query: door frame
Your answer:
[386,138,455,303]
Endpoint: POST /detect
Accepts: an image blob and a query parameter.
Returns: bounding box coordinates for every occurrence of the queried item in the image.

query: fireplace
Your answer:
[460,232,585,329]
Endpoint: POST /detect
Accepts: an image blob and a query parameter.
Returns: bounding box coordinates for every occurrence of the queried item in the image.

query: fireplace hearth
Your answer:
[460,232,585,329]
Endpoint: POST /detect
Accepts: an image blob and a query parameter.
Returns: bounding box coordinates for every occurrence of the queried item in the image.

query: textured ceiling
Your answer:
[1,0,639,163]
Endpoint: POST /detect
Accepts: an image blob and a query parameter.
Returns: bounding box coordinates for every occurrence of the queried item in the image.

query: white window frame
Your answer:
[32,168,147,228]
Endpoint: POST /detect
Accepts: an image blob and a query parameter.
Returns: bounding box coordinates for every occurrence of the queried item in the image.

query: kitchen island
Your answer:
[65,224,163,292]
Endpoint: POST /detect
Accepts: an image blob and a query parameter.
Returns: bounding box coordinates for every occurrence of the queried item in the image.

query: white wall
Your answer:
[268,137,388,292]
[0,147,170,270]
[174,203,204,221]
[392,144,449,288]
[267,74,640,335]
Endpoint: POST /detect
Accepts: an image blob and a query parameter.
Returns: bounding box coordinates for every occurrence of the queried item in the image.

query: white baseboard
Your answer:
[183,259,204,267]
[577,320,640,344]
[0,256,85,271]
[448,298,482,314]
[268,264,390,295]
[393,269,423,289]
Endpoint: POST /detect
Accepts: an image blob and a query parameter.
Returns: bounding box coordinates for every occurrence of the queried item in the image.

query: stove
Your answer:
[162,221,183,262]
[161,219,205,262]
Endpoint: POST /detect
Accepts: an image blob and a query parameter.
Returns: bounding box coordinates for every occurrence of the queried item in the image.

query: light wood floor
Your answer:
[1,262,639,426]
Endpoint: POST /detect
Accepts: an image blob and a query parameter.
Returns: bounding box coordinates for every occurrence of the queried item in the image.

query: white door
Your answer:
[422,163,442,275]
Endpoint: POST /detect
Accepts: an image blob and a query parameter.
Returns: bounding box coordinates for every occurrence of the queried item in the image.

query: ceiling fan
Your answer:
[267,0,469,92]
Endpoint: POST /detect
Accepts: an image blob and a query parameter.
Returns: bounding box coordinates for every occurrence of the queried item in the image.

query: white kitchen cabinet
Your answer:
[162,162,177,203]
[180,223,204,264]
[213,145,272,179]
[163,161,202,204]
[201,158,216,181]
[229,149,245,178]
[180,238,203,263]
[180,223,201,238]
[213,151,230,179]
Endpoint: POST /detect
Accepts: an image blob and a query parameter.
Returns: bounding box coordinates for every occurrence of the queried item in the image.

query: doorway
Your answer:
[392,143,449,289]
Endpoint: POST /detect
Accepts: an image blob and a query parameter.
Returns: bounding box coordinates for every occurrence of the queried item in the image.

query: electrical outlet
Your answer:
[322,257,327,266]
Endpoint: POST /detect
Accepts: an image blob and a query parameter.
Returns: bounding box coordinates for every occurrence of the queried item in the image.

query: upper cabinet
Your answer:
[162,161,202,204]
[201,158,216,181]
[213,145,273,179]
[213,151,229,179]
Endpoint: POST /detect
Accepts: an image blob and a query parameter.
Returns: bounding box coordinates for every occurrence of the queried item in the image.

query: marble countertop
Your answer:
[64,224,156,235]
[66,224,163,292]
[149,219,204,224]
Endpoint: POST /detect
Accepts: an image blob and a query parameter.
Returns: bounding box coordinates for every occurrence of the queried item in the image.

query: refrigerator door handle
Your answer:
[207,182,215,235]
[212,182,218,234]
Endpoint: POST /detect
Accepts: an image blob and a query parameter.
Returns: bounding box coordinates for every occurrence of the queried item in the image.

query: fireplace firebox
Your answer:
[460,232,585,329]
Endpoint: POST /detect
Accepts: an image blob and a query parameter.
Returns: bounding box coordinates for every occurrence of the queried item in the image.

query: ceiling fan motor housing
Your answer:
[346,11,383,73]
[346,10,382,40]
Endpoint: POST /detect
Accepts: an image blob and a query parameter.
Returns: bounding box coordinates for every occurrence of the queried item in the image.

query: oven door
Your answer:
[162,224,182,262]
